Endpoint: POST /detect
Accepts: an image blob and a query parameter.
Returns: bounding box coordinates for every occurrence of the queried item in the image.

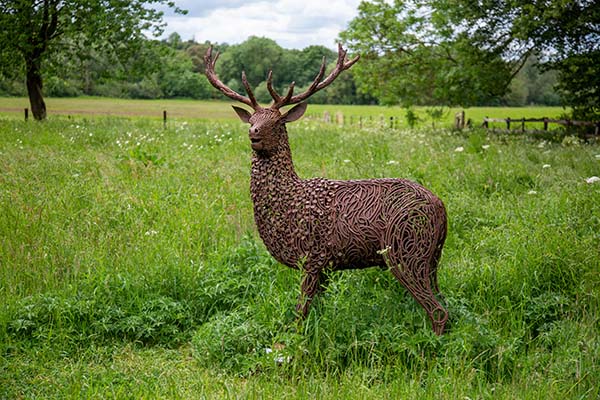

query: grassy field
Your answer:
[0,101,598,398]
[0,96,569,128]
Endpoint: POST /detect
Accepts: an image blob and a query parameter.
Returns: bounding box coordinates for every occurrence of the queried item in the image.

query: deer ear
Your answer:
[282,102,307,123]
[232,106,252,123]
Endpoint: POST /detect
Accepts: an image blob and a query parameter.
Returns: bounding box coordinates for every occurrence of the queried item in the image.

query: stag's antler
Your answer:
[204,44,359,111]
[204,47,261,110]
[268,43,360,109]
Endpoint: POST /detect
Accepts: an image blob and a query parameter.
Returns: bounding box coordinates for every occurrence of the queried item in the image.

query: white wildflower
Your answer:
[595,154,600,159]
[585,176,600,184]
[275,356,292,364]
[145,229,158,236]
[527,190,537,195]
[542,164,551,169]
[481,144,490,150]
[343,159,351,163]
[454,146,464,152]
[387,160,398,165]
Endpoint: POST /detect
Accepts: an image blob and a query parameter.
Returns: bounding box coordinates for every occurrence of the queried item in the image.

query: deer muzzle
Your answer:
[249,126,263,150]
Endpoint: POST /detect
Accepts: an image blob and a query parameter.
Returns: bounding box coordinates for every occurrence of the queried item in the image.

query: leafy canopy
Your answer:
[339,0,514,107]
[340,0,599,115]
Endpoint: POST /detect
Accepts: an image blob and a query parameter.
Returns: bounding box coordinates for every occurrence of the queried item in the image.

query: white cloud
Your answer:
[160,0,362,49]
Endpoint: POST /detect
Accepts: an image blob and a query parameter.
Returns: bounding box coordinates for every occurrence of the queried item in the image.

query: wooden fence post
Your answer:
[163,110,167,129]
[506,118,511,130]
[24,108,28,121]
[454,111,465,129]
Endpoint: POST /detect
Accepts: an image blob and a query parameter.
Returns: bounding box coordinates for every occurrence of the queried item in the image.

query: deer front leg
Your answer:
[296,268,327,318]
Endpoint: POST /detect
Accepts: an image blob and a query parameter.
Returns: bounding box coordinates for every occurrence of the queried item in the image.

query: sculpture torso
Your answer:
[250,133,446,273]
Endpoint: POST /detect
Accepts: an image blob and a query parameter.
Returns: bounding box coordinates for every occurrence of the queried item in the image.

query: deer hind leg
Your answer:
[296,268,328,318]
[429,241,444,296]
[389,257,448,335]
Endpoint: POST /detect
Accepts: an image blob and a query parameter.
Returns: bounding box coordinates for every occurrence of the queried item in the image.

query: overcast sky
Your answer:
[157,0,363,50]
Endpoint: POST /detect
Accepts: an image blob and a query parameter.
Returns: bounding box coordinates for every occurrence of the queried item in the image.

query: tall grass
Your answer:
[0,114,598,398]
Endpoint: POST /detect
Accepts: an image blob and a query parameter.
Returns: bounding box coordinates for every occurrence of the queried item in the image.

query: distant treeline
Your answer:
[0,34,559,106]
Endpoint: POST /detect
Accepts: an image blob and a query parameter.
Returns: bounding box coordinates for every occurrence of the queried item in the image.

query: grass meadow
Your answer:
[0,98,598,398]
[0,96,568,127]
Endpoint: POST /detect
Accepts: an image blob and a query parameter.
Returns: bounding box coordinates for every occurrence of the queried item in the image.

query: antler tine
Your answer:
[285,43,360,105]
[241,71,260,109]
[266,71,279,102]
[204,46,261,110]
[267,70,296,109]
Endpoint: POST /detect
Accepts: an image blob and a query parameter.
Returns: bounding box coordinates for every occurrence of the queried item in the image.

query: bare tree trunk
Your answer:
[26,59,47,121]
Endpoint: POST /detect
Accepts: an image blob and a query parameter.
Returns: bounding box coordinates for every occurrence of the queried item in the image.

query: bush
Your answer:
[44,76,82,97]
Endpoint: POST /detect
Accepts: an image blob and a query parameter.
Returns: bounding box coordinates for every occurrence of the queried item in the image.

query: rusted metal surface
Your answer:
[204,45,449,334]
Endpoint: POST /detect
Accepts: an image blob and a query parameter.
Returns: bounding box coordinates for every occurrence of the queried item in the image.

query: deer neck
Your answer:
[249,132,302,266]
[251,137,299,190]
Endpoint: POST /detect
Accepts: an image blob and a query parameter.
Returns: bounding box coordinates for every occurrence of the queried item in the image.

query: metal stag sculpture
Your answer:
[204,45,449,334]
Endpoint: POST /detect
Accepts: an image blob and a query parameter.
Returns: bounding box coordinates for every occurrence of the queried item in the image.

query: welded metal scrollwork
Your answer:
[204,44,449,335]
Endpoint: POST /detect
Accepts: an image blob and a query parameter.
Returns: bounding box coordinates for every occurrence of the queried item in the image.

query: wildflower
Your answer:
[343,159,351,163]
[585,176,600,184]
[481,144,490,150]
[454,146,464,152]
[542,164,551,169]
[145,229,159,236]
[387,160,398,165]
[527,190,537,195]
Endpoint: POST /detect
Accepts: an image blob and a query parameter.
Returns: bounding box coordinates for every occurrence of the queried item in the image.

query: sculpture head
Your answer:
[231,103,307,155]
[204,44,359,157]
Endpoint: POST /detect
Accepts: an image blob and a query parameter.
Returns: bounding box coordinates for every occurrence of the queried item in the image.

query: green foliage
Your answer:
[45,76,82,98]
[340,0,596,113]
[430,0,599,115]
[340,0,514,107]
[405,108,421,128]
[0,0,182,118]
[0,114,599,398]
[215,36,285,93]
[554,50,600,120]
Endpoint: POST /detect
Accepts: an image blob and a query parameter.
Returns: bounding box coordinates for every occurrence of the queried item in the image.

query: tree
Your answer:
[435,0,599,117]
[555,50,600,120]
[215,37,285,95]
[339,0,514,107]
[434,0,599,63]
[340,0,599,114]
[0,0,184,120]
